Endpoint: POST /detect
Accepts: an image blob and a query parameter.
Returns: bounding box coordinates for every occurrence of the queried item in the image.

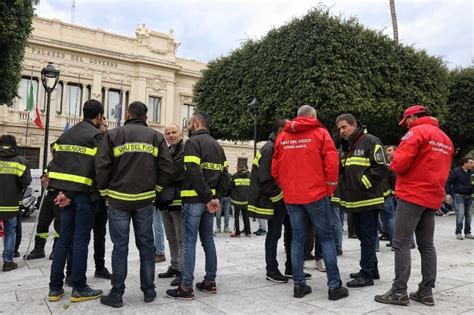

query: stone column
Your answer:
[164,81,175,126]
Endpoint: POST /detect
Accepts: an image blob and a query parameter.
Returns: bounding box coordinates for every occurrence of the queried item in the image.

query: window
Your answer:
[17,77,39,111]
[65,83,83,116]
[86,85,91,101]
[16,147,40,169]
[107,89,121,121]
[148,96,161,123]
[55,82,63,114]
[182,103,195,127]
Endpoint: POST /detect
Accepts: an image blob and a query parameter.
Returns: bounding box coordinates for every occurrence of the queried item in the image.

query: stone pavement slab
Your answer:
[0,213,472,314]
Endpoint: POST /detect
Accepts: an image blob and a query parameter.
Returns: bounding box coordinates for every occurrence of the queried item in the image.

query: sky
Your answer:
[35,0,473,68]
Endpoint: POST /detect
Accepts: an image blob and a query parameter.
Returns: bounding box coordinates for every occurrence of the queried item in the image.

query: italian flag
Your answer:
[27,83,44,129]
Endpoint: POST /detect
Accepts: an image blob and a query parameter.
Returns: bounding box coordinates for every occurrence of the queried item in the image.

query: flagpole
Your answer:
[25,65,34,146]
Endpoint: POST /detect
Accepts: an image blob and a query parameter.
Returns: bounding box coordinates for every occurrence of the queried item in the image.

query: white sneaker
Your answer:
[456,234,464,240]
[315,260,326,272]
[465,234,474,239]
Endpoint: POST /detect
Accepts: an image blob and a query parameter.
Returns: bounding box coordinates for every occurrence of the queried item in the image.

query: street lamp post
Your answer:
[248,97,260,158]
[41,62,60,171]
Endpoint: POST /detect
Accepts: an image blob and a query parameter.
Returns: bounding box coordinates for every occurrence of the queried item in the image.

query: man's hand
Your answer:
[206,199,220,213]
[54,192,72,208]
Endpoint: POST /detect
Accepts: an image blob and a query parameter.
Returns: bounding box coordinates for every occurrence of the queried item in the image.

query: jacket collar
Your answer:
[190,129,209,137]
[124,118,148,127]
[268,132,276,143]
[409,116,440,129]
[169,140,184,153]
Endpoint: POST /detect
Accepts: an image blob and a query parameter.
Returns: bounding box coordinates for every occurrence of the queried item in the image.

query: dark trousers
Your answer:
[283,212,292,272]
[265,201,288,273]
[35,192,61,249]
[93,200,108,270]
[392,199,436,295]
[347,212,356,236]
[15,214,21,253]
[352,209,379,280]
[234,205,250,235]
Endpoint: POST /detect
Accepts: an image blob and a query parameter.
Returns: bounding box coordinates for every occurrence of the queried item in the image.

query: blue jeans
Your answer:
[286,197,341,288]
[109,204,155,295]
[216,196,231,229]
[153,208,165,255]
[50,193,96,291]
[2,216,17,262]
[379,196,395,242]
[454,194,472,235]
[330,206,343,252]
[352,209,379,279]
[181,203,217,289]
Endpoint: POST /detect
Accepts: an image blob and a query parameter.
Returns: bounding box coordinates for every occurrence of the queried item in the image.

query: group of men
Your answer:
[0,99,457,308]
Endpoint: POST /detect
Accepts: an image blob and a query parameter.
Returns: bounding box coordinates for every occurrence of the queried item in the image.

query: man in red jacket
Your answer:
[272,105,348,301]
[375,105,453,307]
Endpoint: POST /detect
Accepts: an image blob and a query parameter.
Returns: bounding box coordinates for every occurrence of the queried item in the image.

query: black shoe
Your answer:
[348,234,357,239]
[196,280,217,294]
[100,293,123,308]
[294,285,312,298]
[14,251,20,258]
[285,270,312,279]
[170,276,181,287]
[95,267,112,280]
[65,275,73,287]
[347,276,374,288]
[253,229,261,235]
[70,286,103,302]
[303,253,315,261]
[409,290,434,306]
[255,229,267,236]
[266,271,289,283]
[328,286,349,301]
[337,250,343,256]
[158,267,179,278]
[166,285,195,300]
[144,290,157,303]
[379,234,389,241]
[386,242,392,247]
[24,248,45,260]
[2,261,18,272]
[350,271,380,280]
[374,289,409,306]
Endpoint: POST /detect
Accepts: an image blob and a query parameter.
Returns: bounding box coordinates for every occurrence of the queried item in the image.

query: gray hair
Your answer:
[297,105,317,118]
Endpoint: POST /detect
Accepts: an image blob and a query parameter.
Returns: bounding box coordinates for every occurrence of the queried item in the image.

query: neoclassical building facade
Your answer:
[0,17,253,171]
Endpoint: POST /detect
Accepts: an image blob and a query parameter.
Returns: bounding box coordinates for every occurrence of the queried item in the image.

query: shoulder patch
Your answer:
[374,144,386,164]
[401,131,413,141]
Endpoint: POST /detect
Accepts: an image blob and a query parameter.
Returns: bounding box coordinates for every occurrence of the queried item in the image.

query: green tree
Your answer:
[194,8,449,145]
[0,0,36,105]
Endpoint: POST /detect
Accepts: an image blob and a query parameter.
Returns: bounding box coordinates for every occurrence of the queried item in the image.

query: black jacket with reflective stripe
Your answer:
[230,170,250,206]
[0,148,32,219]
[181,129,228,204]
[158,140,185,211]
[248,133,283,219]
[331,126,389,212]
[95,119,174,211]
[48,120,102,198]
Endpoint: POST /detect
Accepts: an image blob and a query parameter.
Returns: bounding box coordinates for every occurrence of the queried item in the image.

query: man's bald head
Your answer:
[164,124,182,146]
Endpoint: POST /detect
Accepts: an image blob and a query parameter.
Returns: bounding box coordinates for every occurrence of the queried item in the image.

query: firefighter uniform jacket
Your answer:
[48,120,102,197]
[158,140,185,211]
[0,146,32,219]
[248,133,283,219]
[331,125,388,212]
[181,129,228,204]
[95,119,174,211]
[230,170,250,206]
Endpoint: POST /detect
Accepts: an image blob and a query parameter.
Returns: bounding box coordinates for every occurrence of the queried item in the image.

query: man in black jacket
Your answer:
[166,111,228,300]
[0,135,31,272]
[96,101,174,308]
[229,164,251,237]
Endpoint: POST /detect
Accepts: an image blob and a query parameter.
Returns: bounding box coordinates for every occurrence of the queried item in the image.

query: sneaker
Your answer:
[465,234,474,239]
[144,290,157,303]
[303,253,315,261]
[350,271,380,280]
[100,293,123,308]
[285,270,312,279]
[374,289,409,306]
[315,260,326,272]
[170,275,181,286]
[266,271,289,283]
[155,254,166,263]
[255,229,267,236]
[48,288,65,302]
[456,234,464,240]
[409,290,435,306]
[2,261,18,272]
[347,276,374,288]
[166,285,195,300]
[215,228,222,233]
[245,233,252,237]
[230,233,240,238]
[294,284,312,298]
[223,227,230,233]
[24,248,45,260]
[386,242,392,247]
[158,267,180,278]
[14,251,20,258]
[70,286,103,303]
[196,280,217,294]
[328,286,349,301]
[253,229,262,235]
[95,267,112,280]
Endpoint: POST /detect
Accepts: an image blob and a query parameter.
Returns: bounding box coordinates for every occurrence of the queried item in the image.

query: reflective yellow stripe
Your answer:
[99,189,109,197]
[343,157,371,167]
[253,151,262,167]
[18,201,24,206]
[234,178,250,186]
[223,161,229,168]
[48,171,93,186]
[361,175,372,189]
[383,189,392,197]
[169,199,182,207]
[334,197,385,208]
[181,189,216,197]
[331,196,340,203]
[108,189,156,201]
[155,185,163,193]
[231,199,248,205]
[184,155,201,165]
[201,162,224,171]
[36,232,49,239]
[270,192,283,202]
[54,143,97,156]
[0,206,19,211]
[0,161,27,177]
[53,231,60,238]
[113,143,158,157]
[248,205,274,215]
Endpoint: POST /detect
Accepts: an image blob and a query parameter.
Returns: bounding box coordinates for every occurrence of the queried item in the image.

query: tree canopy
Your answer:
[0,0,36,105]
[193,8,449,146]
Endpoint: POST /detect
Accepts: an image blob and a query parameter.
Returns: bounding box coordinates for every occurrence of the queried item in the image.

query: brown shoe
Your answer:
[155,255,166,263]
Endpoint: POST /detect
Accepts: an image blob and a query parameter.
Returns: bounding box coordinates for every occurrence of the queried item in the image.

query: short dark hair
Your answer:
[336,113,357,126]
[127,101,147,120]
[413,111,431,119]
[272,118,287,134]
[193,111,210,129]
[83,100,104,119]
[0,135,17,150]
[461,157,472,166]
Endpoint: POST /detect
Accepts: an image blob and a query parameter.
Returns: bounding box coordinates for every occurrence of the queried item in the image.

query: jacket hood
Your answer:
[283,116,323,134]
[268,132,276,142]
[409,116,440,129]
[0,146,17,158]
